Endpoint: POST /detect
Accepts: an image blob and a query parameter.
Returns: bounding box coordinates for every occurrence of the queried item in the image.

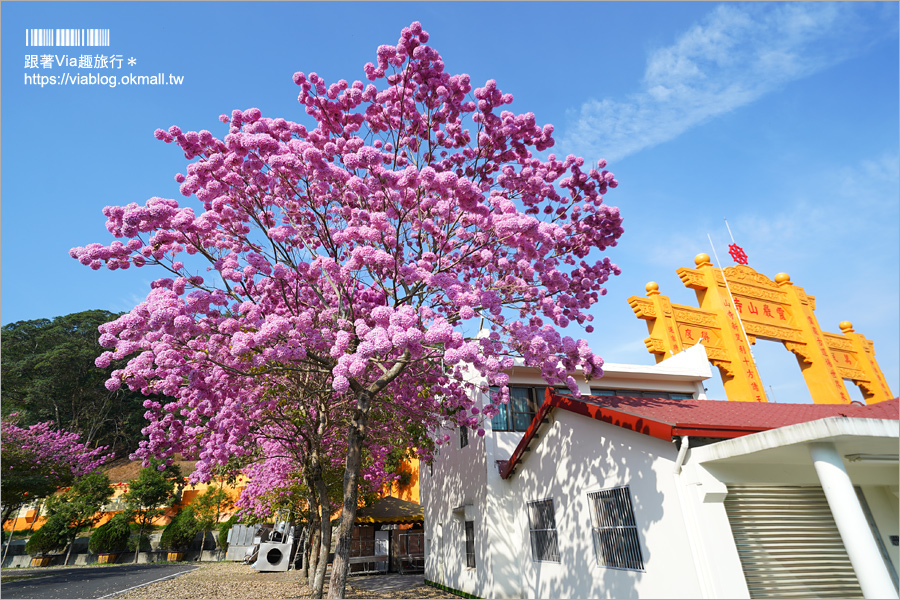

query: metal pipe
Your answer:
[674,435,690,474]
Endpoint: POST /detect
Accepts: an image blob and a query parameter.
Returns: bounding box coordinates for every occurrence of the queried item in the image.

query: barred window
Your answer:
[526,498,560,562]
[464,520,475,568]
[459,425,469,448]
[588,487,644,570]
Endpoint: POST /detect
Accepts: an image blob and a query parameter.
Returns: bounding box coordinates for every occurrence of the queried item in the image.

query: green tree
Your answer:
[44,472,114,564]
[88,513,131,555]
[217,514,239,551]
[25,513,68,557]
[1,310,149,458]
[122,461,183,563]
[192,485,234,558]
[159,506,199,554]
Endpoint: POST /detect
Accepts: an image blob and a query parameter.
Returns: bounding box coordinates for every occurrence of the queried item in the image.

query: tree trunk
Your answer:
[294,525,308,577]
[2,505,24,564]
[64,528,79,565]
[308,527,320,582]
[133,520,145,564]
[327,398,371,599]
[4,501,42,565]
[199,528,206,560]
[312,471,332,598]
[307,487,321,591]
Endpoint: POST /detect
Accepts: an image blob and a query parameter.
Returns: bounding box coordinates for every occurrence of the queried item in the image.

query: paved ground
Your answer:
[1,562,459,599]
[0,563,199,599]
[349,572,428,593]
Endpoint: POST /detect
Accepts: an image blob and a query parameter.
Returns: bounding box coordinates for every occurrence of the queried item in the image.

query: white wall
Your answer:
[421,405,489,596]
[484,410,704,599]
[422,348,713,598]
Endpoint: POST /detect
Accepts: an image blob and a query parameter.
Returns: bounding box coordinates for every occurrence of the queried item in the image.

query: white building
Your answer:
[420,344,899,599]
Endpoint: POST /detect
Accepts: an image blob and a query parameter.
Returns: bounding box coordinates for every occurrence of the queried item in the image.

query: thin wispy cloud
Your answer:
[561,2,897,163]
[641,148,899,271]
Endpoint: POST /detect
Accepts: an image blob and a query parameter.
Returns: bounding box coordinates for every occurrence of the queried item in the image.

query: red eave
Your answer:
[498,390,556,480]
[497,392,899,480]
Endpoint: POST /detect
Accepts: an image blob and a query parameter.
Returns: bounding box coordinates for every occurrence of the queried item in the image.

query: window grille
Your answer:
[464,520,475,568]
[526,499,560,562]
[588,486,644,570]
[459,425,468,448]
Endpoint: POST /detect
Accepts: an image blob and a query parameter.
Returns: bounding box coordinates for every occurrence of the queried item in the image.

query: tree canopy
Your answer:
[70,21,624,597]
[122,461,184,563]
[1,310,150,458]
[1,415,111,522]
[44,472,114,564]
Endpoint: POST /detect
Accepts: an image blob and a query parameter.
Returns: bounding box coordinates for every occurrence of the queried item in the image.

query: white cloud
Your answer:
[560,3,896,163]
[638,149,899,273]
[741,150,899,250]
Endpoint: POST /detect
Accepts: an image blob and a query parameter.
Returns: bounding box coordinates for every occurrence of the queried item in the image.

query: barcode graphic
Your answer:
[25,28,110,47]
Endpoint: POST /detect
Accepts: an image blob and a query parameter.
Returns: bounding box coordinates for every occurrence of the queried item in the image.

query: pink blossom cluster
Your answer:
[236,430,403,518]
[70,22,623,505]
[1,415,112,481]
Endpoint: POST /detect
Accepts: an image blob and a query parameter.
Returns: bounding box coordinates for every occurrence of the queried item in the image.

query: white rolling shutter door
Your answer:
[724,486,863,599]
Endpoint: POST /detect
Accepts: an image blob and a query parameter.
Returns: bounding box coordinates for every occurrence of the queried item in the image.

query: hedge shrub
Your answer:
[88,514,131,554]
[159,507,199,551]
[217,514,239,550]
[25,514,68,556]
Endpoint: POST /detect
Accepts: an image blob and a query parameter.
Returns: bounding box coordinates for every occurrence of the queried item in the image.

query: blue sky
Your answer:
[2,2,897,403]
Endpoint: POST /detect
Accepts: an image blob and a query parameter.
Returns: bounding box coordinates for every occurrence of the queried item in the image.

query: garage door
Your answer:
[724,485,863,599]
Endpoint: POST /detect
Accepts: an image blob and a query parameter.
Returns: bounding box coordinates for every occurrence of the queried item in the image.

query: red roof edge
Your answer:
[498,392,772,479]
[497,393,900,480]
[498,388,557,480]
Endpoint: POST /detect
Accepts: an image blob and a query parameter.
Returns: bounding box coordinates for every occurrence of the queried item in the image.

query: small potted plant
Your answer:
[88,513,130,564]
[159,506,198,561]
[24,514,67,567]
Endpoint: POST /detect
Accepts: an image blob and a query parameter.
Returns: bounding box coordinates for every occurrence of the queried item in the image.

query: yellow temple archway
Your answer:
[627,254,893,404]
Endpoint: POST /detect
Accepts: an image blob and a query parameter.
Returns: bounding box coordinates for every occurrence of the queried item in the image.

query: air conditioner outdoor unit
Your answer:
[253,542,293,572]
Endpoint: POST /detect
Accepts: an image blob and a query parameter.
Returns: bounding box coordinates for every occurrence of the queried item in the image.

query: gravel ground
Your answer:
[113,562,461,599]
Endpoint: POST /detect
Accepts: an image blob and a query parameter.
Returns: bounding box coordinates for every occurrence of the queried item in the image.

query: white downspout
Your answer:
[672,436,712,598]
[809,442,898,599]
[674,435,689,474]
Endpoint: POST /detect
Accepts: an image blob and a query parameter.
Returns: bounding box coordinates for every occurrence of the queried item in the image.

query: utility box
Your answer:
[253,542,293,572]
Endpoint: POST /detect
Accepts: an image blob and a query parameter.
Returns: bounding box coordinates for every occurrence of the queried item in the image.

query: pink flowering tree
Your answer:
[1,415,111,523]
[239,381,364,597]
[70,21,622,597]
[217,370,435,597]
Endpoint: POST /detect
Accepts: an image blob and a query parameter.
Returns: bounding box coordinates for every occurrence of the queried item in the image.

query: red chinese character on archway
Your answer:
[728,244,749,265]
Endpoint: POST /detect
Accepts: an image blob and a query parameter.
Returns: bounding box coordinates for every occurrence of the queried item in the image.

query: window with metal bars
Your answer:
[459,425,469,448]
[526,498,560,562]
[588,486,644,570]
[464,520,475,568]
